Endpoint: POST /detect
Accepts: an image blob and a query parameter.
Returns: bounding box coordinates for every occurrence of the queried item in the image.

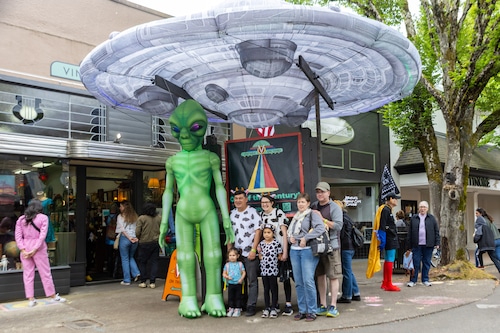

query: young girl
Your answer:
[258,224,283,319]
[223,247,246,317]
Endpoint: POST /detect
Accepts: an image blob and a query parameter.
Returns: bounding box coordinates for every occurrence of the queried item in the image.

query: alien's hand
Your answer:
[222,217,235,245]
[159,222,168,249]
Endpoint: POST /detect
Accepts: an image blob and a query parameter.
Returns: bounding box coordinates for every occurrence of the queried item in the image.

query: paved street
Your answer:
[0,259,498,332]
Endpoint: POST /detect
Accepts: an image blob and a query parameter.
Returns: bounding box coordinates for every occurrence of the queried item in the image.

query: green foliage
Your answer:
[381,83,435,151]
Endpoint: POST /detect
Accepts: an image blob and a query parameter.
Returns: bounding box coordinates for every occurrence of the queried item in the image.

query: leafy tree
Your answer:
[287,0,500,263]
[324,0,500,264]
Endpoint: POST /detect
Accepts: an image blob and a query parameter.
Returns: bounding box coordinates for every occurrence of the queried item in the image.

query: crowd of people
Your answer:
[14,180,500,315]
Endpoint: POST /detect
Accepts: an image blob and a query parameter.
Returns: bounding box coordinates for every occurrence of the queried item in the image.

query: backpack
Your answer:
[341,213,364,248]
[352,225,364,248]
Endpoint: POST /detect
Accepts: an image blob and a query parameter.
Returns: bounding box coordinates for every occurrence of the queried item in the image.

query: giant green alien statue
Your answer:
[159,99,235,318]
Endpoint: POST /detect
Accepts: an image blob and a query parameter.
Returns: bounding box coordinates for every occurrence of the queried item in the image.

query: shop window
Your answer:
[0,156,74,272]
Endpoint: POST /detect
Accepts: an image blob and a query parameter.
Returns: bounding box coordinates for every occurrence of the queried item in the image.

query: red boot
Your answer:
[382,261,400,292]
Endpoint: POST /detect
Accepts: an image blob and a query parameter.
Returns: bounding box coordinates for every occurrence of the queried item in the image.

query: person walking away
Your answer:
[474,208,500,273]
[406,201,440,287]
[311,182,343,318]
[223,247,246,317]
[136,202,161,289]
[116,200,140,285]
[336,200,361,303]
[258,224,283,319]
[228,189,262,316]
[377,192,401,291]
[288,193,325,322]
[479,208,500,263]
[260,194,293,315]
[14,199,66,307]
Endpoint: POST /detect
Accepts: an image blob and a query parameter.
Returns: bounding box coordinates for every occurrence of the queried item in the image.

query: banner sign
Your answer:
[225,133,304,214]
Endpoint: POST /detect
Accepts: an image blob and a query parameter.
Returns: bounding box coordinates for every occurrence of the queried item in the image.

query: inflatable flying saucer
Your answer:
[80,0,421,128]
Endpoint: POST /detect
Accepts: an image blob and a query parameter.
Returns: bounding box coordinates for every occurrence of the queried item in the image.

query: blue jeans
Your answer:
[119,235,140,283]
[290,248,319,314]
[495,239,500,263]
[341,250,359,299]
[411,246,433,283]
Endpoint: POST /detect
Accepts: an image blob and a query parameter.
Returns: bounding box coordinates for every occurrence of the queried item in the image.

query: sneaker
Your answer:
[269,309,278,319]
[337,297,351,303]
[407,281,416,287]
[294,313,306,321]
[245,306,256,317]
[28,299,37,307]
[227,307,234,317]
[138,282,147,288]
[326,305,339,318]
[262,308,270,318]
[232,308,241,317]
[352,295,361,301]
[423,281,432,287]
[149,283,156,289]
[316,305,328,316]
[51,294,66,303]
[305,313,317,322]
[120,281,131,286]
[282,305,294,316]
[274,304,280,313]
[134,275,140,282]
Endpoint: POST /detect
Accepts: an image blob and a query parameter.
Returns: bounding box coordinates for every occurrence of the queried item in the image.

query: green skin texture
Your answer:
[158,100,235,318]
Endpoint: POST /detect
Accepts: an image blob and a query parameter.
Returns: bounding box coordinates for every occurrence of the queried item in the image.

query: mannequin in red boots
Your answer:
[377,192,401,292]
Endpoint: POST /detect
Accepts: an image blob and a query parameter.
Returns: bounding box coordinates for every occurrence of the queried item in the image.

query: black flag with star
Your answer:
[380,164,400,203]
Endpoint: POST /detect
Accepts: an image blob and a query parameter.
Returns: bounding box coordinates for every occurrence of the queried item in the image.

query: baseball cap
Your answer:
[315,181,330,192]
[383,192,401,200]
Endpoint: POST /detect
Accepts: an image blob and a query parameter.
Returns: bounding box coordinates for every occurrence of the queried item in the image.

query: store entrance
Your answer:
[85,168,133,283]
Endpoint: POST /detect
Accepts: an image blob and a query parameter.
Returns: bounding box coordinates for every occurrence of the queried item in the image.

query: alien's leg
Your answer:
[199,211,226,317]
[176,218,201,318]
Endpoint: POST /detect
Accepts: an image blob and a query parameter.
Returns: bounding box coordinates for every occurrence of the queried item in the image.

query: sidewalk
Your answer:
[0,259,497,333]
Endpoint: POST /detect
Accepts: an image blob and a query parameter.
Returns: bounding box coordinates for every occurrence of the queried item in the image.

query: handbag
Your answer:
[113,233,120,250]
[306,213,333,256]
[308,230,332,256]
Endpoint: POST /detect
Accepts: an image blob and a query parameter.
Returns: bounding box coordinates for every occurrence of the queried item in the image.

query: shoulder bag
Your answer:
[307,213,333,256]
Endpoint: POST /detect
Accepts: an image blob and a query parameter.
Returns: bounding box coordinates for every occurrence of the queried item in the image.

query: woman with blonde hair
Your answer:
[116,200,140,285]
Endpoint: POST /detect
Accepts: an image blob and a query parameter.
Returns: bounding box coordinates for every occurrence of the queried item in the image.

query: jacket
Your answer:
[288,211,326,247]
[407,213,441,249]
[474,216,495,251]
[136,214,161,243]
[379,205,398,250]
[340,212,356,250]
[311,199,343,249]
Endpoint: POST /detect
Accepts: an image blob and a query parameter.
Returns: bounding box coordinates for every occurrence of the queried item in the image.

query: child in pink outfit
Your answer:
[15,199,66,307]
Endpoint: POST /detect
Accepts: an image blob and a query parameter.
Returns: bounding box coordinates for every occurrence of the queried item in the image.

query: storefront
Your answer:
[0,76,229,301]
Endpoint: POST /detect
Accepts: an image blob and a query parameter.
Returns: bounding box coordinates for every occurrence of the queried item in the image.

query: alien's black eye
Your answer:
[190,123,203,132]
[172,126,180,133]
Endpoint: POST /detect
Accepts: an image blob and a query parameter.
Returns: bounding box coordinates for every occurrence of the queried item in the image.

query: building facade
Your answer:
[0,0,230,298]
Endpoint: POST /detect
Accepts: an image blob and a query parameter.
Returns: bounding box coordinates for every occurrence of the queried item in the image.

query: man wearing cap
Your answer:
[378,192,401,292]
[311,182,343,318]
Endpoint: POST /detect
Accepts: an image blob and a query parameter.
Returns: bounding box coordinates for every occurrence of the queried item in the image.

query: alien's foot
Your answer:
[178,296,201,318]
[201,293,226,317]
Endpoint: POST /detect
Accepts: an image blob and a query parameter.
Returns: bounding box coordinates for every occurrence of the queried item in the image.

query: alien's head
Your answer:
[169,100,208,152]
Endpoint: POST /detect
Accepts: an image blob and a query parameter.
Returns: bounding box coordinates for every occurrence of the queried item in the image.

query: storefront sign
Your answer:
[343,195,361,207]
[50,61,81,81]
[468,176,489,187]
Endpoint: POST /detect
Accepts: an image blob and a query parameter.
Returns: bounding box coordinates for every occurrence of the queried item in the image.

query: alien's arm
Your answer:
[159,159,175,249]
[210,152,234,245]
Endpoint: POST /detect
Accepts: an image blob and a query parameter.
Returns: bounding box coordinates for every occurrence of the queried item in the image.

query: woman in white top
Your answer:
[116,200,140,285]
